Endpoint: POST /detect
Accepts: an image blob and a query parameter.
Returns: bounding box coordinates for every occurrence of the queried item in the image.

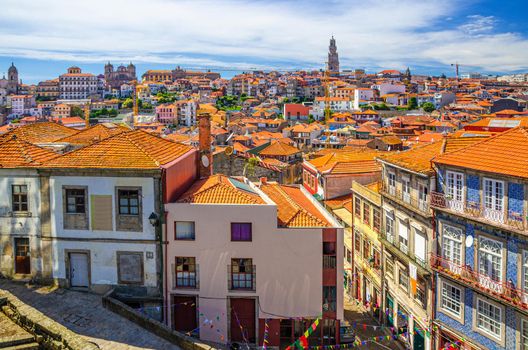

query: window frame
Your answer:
[64,187,87,214]
[477,235,504,283]
[354,197,362,218]
[446,170,464,203]
[175,221,196,241]
[117,188,140,216]
[230,258,254,291]
[441,222,464,265]
[116,251,144,285]
[473,296,504,343]
[483,177,505,212]
[363,202,371,226]
[439,279,464,322]
[231,222,252,242]
[12,184,28,212]
[175,256,198,288]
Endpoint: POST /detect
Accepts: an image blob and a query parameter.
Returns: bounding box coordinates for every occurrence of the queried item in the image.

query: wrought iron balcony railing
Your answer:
[430,191,526,232]
[430,254,528,309]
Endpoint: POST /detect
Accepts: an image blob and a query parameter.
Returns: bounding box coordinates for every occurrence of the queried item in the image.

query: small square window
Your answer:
[65,188,86,214]
[231,223,252,241]
[175,221,195,240]
[12,185,28,212]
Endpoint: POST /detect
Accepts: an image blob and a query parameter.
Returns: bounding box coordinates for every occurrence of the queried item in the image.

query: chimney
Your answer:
[260,177,267,185]
[198,111,212,178]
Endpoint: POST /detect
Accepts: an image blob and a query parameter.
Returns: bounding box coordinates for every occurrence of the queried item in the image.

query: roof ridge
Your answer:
[436,127,524,160]
[123,130,161,167]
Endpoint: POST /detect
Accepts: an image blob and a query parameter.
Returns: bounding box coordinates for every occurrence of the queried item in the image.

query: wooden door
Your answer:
[14,238,30,274]
[230,298,256,343]
[172,295,197,333]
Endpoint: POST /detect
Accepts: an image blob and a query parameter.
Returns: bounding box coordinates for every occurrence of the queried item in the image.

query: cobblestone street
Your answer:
[0,279,181,350]
[344,298,406,350]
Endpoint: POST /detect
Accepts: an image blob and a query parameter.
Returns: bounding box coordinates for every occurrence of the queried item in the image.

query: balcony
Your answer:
[399,242,409,255]
[172,264,199,290]
[386,232,395,245]
[381,183,431,217]
[430,254,528,311]
[430,191,527,233]
[228,265,256,292]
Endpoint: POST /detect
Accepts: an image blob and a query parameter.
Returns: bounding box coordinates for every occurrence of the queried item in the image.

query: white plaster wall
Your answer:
[165,203,335,343]
[52,240,157,286]
[50,176,156,239]
[49,176,157,287]
[0,169,42,275]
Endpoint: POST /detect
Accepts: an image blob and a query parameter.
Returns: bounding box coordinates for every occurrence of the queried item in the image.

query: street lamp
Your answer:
[149,212,159,226]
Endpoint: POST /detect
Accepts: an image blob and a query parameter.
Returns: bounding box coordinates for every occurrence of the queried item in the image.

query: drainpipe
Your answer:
[430,174,437,350]
[159,169,166,321]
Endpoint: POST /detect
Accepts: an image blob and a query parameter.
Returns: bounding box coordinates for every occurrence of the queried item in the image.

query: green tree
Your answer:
[422,102,436,113]
[100,108,109,115]
[122,99,133,108]
[408,97,418,110]
[308,114,315,124]
[108,108,118,117]
[71,106,84,117]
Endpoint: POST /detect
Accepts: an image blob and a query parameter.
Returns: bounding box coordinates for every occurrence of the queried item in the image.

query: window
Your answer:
[476,298,502,339]
[231,223,252,241]
[373,248,381,269]
[175,221,195,240]
[523,251,528,305]
[385,256,394,279]
[230,258,254,290]
[388,172,396,188]
[446,171,464,203]
[323,286,336,312]
[346,249,351,264]
[414,228,427,265]
[373,208,381,232]
[354,197,361,217]
[363,202,370,225]
[478,237,503,282]
[522,319,528,350]
[354,232,361,252]
[398,220,409,254]
[483,178,504,220]
[398,267,409,291]
[12,185,28,212]
[65,188,85,213]
[118,189,139,215]
[402,177,411,203]
[385,212,394,238]
[441,281,462,317]
[363,239,371,260]
[442,224,462,265]
[416,278,427,307]
[175,257,197,288]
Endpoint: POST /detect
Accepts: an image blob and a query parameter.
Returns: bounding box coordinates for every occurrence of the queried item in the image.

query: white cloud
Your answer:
[0,0,527,73]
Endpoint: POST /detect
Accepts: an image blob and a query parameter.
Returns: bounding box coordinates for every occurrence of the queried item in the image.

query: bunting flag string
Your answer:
[262,318,270,350]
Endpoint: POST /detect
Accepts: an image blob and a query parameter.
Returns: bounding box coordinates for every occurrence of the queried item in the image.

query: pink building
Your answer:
[156,103,178,125]
[162,114,344,347]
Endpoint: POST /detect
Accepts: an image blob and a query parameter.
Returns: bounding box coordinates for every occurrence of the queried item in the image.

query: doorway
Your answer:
[172,295,197,334]
[230,298,256,344]
[69,252,89,288]
[14,238,30,274]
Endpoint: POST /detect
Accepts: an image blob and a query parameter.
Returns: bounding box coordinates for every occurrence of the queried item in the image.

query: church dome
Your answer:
[8,62,17,74]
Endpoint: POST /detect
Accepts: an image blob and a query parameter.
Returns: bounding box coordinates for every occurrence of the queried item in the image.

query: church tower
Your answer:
[327,36,340,76]
[7,62,18,94]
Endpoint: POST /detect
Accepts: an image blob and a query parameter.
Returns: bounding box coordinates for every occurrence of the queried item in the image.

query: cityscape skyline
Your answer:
[1,0,528,84]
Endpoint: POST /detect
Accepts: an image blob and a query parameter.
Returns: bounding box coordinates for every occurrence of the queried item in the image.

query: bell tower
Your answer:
[327,36,340,76]
[7,62,18,94]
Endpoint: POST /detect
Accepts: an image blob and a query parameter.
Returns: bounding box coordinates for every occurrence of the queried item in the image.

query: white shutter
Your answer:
[398,220,408,240]
[414,230,426,261]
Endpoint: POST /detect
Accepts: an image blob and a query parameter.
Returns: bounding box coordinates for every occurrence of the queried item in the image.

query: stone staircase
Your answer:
[0,312,39,349]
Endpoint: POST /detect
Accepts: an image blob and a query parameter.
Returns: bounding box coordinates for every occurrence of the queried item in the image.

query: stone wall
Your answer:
[102,290,217,350]
[0,293,99,350]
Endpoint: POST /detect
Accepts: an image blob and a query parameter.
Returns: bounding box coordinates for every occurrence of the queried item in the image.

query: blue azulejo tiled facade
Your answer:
[430,165,528,350]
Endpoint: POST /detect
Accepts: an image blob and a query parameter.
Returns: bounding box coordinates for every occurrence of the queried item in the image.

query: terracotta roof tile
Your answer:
[308,149,381,174]
[259,183,330,227]
[0,122,77,144]
[42,130,193,169]
[259,140,301,157]
[0,136,59,168]
[433,127,528,178]
[178,174,265,204]
[55,123,130,146]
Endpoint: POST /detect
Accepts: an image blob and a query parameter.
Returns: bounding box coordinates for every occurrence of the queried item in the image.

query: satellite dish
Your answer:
[201,155,210,168]
[465,235,474,248]
[225,146,234,156]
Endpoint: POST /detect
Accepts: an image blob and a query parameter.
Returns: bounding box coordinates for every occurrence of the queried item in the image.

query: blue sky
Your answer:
[0,0,527,83]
